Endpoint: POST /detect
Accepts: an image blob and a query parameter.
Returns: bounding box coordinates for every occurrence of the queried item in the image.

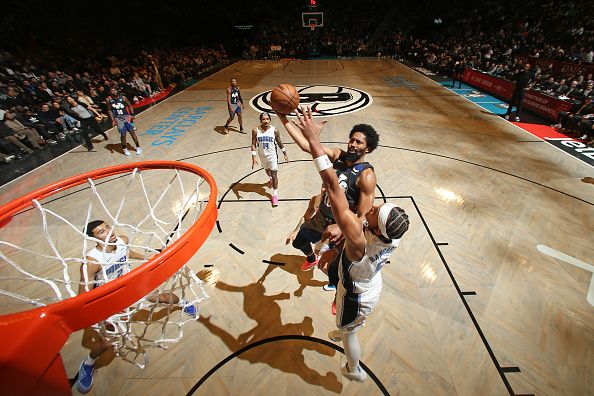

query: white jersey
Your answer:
[341,229,400,294]
[335,229,401,330]
[256,126,277,158]
[86,236,130,286]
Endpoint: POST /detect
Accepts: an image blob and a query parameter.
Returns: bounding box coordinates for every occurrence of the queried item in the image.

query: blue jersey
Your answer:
[230,86,240,104]
[319,155,374,219]
[108,95,129,118]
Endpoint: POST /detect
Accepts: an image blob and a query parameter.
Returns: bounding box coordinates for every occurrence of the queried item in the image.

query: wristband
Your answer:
[251,151,257,156]
[313,154,333,172]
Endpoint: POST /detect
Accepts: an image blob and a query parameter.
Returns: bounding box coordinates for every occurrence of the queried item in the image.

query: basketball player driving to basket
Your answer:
[276,110,378,278]
[288,106,409,382]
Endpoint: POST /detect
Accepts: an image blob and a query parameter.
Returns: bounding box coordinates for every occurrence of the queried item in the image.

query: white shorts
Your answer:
[335,278,381,332]
[259,153,278,171]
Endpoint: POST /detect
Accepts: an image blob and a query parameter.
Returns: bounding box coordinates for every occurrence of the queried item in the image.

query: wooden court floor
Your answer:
[0,60,593,395]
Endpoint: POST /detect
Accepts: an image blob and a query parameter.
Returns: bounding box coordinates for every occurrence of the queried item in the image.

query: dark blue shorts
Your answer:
[297,226,322,244]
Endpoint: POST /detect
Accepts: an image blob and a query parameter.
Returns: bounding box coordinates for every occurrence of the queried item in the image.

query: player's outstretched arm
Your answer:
[293,107,365,260]
[275,111,340,161]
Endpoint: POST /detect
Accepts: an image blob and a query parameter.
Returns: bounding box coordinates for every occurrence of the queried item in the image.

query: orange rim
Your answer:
[0,161,218,395]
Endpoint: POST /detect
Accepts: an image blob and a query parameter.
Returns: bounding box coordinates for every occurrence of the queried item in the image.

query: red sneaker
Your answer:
[300,255,319,271]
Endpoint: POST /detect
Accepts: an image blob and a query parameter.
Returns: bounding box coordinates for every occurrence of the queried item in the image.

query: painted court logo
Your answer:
[250,85,373,117]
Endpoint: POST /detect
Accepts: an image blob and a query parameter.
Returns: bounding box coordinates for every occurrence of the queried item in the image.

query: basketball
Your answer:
[270,83,300,114]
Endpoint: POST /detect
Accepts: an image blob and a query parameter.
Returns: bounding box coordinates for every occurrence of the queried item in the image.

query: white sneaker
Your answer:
[504,115,510,120]
[341,364,367,382]
[514,117,520,122]
[124,148,131,156]
[136,147,142,155]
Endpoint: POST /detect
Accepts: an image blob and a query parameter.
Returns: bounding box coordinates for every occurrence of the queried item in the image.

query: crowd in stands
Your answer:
[390,0,594,145]
[1,0,593,164]
[240,0,389,59]
[0,46,229,164]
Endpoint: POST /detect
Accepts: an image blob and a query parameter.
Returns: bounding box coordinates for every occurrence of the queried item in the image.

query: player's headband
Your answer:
[378,203,396,239]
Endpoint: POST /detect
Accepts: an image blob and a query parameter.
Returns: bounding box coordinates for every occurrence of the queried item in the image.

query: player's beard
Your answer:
[344,150,364,163]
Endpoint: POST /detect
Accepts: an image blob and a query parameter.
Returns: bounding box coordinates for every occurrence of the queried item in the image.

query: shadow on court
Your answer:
[213,125,244,135]
[230,182,271,200]
[213,126,227,135]
[104,143,136,155]
[80,306,181,370]
[199,280,342,393]
[257,253,326,297]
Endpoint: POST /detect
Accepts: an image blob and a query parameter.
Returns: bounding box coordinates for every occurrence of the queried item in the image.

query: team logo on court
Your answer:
[250,85,373,117]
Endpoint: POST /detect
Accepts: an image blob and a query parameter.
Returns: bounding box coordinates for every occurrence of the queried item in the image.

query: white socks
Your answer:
[342,330,362,374]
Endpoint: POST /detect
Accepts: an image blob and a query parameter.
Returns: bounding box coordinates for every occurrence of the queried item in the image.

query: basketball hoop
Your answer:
[302,11,323,29]
[0,161,217,395]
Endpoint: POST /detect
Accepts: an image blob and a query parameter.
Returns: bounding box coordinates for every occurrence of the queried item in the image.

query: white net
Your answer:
[0,166,213,368]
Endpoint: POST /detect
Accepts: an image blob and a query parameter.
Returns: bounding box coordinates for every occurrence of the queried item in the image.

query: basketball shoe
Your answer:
[182,302,197,318]
[123,148,131,156]
[300,255,319,271]
[76,361,95,393]
[341,364,368,382]
[323,283,336,291]
[136,147,142,155]
[272,195,279,207]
